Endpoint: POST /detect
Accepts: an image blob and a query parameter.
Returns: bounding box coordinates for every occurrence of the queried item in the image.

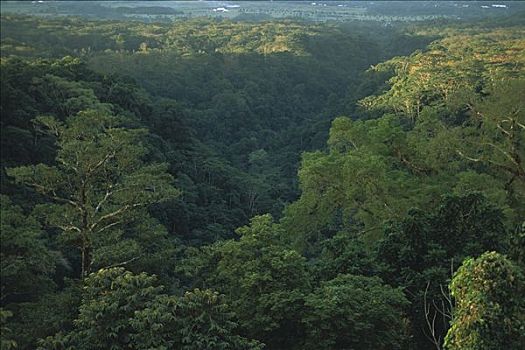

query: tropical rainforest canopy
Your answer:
[0,3,524,350]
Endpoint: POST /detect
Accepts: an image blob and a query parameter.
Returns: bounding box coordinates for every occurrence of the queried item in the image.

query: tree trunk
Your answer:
[80,240,92,278]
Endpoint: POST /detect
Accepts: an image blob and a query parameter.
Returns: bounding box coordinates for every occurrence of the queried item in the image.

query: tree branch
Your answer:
[101,255,142,269]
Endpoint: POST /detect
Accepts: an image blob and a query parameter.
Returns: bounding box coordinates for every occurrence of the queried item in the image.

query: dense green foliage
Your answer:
[1,11,523,350]
[377,193,508,348]
[285,25,525,250]
[1,195,57,303]
[445,252,525,350]
[39,268,262,350]
[183,215,310,348]
[302,274,408,350]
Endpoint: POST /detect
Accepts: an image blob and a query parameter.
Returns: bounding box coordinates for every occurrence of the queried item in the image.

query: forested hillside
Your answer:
[1,11,524,350]
[1,15,432,242]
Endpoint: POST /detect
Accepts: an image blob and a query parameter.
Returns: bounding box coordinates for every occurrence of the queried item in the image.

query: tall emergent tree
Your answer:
[7,109,179,278]
[445,252,525,350]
